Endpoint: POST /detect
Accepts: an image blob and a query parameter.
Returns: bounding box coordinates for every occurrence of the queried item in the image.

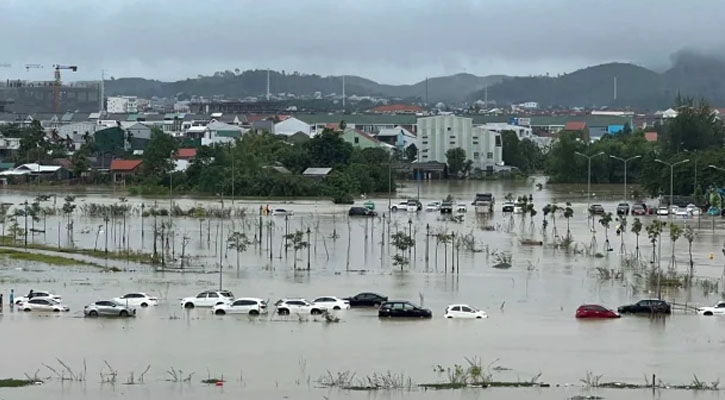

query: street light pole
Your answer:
[574,151,605,214]
[655,158,690,212]
[609,155,641,201]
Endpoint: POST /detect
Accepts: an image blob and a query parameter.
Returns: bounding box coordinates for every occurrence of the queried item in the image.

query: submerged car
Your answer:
[426,201,441,212]
[656,206,669,216]
[390,201,409,212]
[344,293,388,307]
[501,201,515,213]
[686,204,702,216]
[378,301,432,318]
[631,204,647,216]
[616,203,630,216]
[618,299,671,315]
[588,204,605,215]
[440,201,453,214]
[349,206,377,217]
[181,290,234,308]
[14,290,61,305]
[20,298,70,312]
[311,296,350,311]
[275,299,318,315]
[112,293,158,307]
[697,301,725,316]
[575,304,620,319]
[444,304,488,319]
[271,208,293,216]
[213,298,268,315]
[84,301,135,318]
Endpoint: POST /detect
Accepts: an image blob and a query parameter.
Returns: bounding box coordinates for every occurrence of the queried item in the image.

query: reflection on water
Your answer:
[1,181,725,399]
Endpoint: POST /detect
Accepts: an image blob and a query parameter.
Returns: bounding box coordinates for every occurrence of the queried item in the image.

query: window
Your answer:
[354,137,359,144]
[392,303,404,310]
[196,293,207,299]
[718,303,725,308]
[451,306,461,312]
[473,136,478,140]
[208,293,219,298]
[422,141,428,145]
[403,303,416,311]
[234,300,255,306]
[450,141,456,145]
[473,141,478,145]
[447,127,451,131]
[422,136,428,139]
[449,136,456,139]
[495,136,502,146]
[422,155,428,159]
[473,152,480,159]
[462,306,473,313]
[487,152,493,159]
[422,149,428,152]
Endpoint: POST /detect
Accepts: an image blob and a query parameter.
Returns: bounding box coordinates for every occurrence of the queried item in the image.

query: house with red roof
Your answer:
[561,121,589,141]
[175,148,197,160]
[110,159,143,184]
[644,131,658,142]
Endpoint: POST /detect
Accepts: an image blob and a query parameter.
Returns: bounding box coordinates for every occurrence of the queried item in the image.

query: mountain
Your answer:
[104,70,507,103]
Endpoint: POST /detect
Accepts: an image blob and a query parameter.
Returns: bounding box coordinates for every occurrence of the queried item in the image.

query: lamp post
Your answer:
[574,151,605,214]
[306,227,311,270]
[609,155,641,201]
[655,158,690,213]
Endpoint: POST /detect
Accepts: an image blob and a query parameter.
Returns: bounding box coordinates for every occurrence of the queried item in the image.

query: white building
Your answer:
[417,115,502,170]
[478,123,532,140]
[107,96,139,113]
[518,101,539,109]
[274,117,311,136]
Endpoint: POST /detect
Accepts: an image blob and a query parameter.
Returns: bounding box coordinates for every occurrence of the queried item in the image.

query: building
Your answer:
[369,104,424,114]
[376,126,418,151]
[107,96,139,113]
[478,123,532,140]
[518,101,539,109]
[110,159,143,184]
[274,117,311,136]
[201,121,244,146]
[562,121,590,141]
[645,131,658,142]
[417,115,501,171]
[341,128,389,150]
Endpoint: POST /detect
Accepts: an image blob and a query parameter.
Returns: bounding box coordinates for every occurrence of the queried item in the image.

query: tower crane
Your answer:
[53,64,78,113]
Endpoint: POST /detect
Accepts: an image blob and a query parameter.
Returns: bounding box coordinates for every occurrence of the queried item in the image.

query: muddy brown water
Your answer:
[1,179,725,400]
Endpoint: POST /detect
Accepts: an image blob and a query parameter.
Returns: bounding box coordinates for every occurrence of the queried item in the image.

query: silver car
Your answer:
[84,300,136,318]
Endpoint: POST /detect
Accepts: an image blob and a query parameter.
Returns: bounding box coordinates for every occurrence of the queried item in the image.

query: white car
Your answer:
[275,299,320,315]
[656,206,669,216]
[14,290,61,305]
[426,201,441,212]
[698,301,725,316]
[311,296,351,311]
[675,207,689,217]
[272,208,293,216]
[20,298,70,312]
[513,203,525,214]
[213,298,268,315]
[456,204,467,213]
[181,290,234,309]
[390,201,408,212]
[686,204,702,216]
[444,304,488,319]
[112,293,159,307]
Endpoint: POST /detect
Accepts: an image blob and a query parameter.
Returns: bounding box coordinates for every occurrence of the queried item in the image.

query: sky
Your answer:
[1,0,724,84]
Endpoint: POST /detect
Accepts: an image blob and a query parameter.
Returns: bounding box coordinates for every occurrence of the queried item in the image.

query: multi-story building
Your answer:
[107,96,138,113]
[417,115,501,171]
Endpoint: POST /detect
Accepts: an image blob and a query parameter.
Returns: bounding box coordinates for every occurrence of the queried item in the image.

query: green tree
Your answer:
[71,144,91,180]
[404,145,418,162]
[305,129,353,168]
[445,147,467,175]
[599,212,613,251]
[631,217,643,260]
[143,127,178,180]
[284,230,309,270]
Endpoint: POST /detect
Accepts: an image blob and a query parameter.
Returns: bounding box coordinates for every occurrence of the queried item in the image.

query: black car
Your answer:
[618,299,671,314]
[349,207,377,217]
[588,204,605,215]
[616,203,630,215]
[378,301,432,318]
[440,201,453,214]
[501,202,515,212]
[344,292,388,307]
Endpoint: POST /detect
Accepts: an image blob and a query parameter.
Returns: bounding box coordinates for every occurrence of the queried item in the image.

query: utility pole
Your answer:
[342,75,346,111]
[266,69,270,101]
[100,69,105,115]
[609,155,641,201]
[575,151,605,216]
[425,77,429,107]
[655,158,690,212]
[613,76,617,101]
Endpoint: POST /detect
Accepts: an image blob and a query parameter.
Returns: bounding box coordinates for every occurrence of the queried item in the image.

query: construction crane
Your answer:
[53,64,78,113]
[24,64,43,71]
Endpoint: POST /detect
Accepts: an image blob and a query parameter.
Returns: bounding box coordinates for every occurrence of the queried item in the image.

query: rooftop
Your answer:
[110,159,143,171]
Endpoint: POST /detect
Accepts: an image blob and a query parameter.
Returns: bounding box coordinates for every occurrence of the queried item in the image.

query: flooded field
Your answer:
[2,178,725,400]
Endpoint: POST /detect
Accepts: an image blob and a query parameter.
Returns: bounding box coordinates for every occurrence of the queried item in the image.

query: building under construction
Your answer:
[0,79,100,113]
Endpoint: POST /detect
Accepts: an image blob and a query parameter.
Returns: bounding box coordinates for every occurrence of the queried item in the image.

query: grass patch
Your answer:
[0,248,115,271]
[0,378,37,387]
[201,378,223,384]
[419,382,467,389]
[2,242,155,265]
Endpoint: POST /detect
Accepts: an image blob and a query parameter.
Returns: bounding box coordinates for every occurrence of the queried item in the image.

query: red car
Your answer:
[575,304,620,319]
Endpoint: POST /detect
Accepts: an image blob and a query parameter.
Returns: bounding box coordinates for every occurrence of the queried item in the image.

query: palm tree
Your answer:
[684,226,695,280]
[599,212,613,252]
[563,202,574,240]
[631,218,642,260]
[668,223,682,270]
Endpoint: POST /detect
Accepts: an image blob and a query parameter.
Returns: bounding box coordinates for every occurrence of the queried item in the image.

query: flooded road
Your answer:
[1,179,725,399]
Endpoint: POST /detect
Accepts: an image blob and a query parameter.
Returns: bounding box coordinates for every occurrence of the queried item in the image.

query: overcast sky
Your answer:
[1,0,723,84]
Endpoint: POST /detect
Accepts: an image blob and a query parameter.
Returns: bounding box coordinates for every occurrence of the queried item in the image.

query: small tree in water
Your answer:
[284,230,308,270]
[391,230,415,270]
[646,220,666,265]
[563,202,574,241]
[631,218,643,260]
[227,231,251,270]
[668,223,682,270]
[684,225,695,280]
[599,212,613,252]
[616,216,628,254]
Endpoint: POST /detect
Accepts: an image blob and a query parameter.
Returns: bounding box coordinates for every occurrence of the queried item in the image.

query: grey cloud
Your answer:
[1,0,724,83]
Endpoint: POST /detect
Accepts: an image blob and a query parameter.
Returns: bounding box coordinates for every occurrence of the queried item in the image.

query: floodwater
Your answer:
[1,178,725,400]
